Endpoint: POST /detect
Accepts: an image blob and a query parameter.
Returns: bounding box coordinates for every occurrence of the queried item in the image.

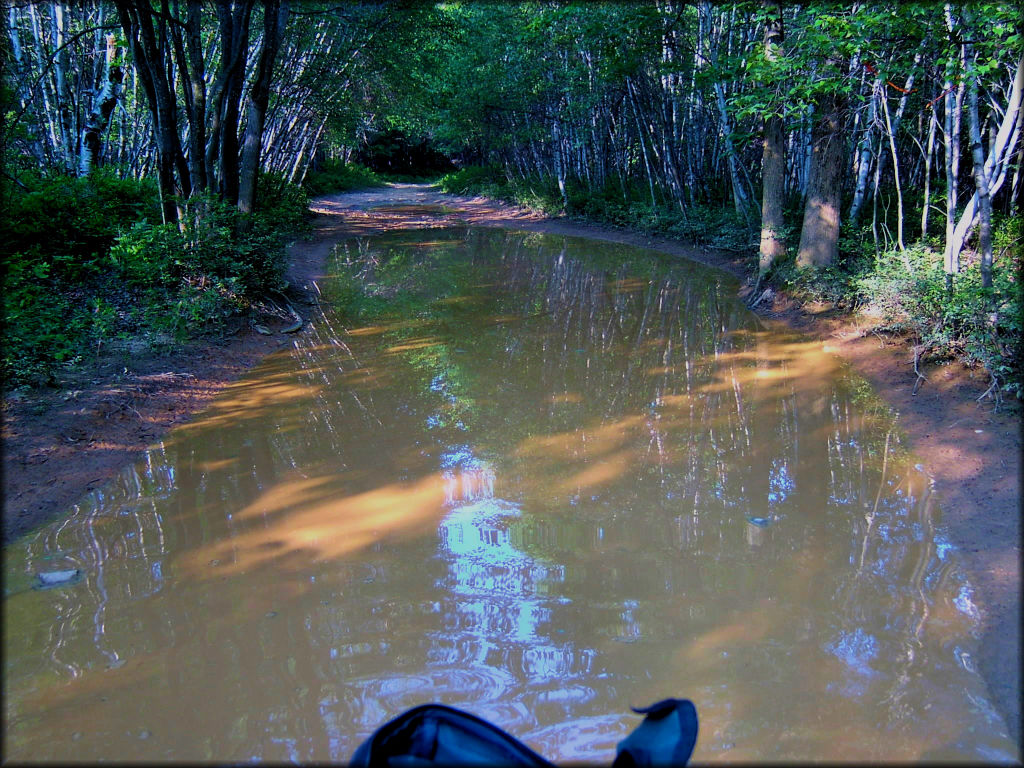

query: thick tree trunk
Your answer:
[796,66,847,269]
[208,1,254,205]
[758,0,786,276]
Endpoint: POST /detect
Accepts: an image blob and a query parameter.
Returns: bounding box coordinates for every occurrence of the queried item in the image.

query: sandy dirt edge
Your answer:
[3,183,1019,747]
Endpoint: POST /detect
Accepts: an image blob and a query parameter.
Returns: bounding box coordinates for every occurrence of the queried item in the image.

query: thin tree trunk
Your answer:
[921,106,937,238]
[967,59,994,289]
[714,79,752,219]
[880,88,906,251]
[942,60,963,287]
[848,77,880,224]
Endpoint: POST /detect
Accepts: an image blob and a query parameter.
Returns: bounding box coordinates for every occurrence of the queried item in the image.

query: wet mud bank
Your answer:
[2,183,1018,747]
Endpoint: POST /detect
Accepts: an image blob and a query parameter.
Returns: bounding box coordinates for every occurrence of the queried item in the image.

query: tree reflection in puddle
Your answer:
[2,227,1018,763]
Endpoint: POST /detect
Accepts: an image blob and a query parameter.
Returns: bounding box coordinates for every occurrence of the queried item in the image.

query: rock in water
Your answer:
[35,569,82,589]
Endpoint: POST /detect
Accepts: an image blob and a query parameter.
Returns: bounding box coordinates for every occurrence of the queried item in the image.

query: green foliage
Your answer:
[254,172,312,233]
[2,170,160,280]
[437,165,509,196]
[440,166,758,250]
[2,171,309,387]
[768,222,1023,399]
[853,243,1021,397]
[303,160,385,196]
[109,193,291,330]
[1,258,83,384]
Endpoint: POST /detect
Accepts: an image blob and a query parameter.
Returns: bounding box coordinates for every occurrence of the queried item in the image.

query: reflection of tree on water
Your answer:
[3,227,1016,761]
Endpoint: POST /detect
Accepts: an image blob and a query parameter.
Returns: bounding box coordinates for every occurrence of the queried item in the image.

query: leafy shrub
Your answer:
[776,227,1023,400]
[254,172,311,233]
[437,165,508,196]
[110,193,289,335]
[2,257,81,384]
[2,171,309,386]
[303,160,384,196]
[2,170,160,280]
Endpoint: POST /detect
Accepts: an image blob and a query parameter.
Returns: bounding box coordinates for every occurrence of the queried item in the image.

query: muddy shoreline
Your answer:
[3,183,1019,746]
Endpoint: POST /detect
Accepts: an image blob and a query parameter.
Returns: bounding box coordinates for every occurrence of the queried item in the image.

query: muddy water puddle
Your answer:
[3,228,1018,762]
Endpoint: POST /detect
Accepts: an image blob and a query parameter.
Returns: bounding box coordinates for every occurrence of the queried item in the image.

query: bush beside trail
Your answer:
[2,170,311,388]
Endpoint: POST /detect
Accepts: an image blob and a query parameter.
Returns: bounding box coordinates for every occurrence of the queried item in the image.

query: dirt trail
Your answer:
[3,183,1019,746]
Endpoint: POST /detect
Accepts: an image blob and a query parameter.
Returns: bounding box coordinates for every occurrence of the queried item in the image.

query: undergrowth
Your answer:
[303,159,385,196]
[2,170,310,387]
[766,217,1022,401]
[438,165,754,250]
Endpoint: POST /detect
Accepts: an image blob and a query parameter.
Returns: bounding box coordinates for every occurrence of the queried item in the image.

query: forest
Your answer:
[2,1,1022,398]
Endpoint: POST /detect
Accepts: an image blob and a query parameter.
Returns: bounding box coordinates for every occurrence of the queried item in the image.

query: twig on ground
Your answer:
[748,287,774,310]
[977,374,1001,406]
[912,343,930,395]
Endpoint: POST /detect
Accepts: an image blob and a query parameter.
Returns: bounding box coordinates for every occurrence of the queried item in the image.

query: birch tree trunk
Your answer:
[946,53,1024,287]
[921,105,937,238]
[966,55,994,290]
[941,60,964,287]
[848,76,880,225]
[78,34,123,176]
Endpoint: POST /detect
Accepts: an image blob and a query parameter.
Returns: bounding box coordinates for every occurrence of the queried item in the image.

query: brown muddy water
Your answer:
[3,228,1018,762]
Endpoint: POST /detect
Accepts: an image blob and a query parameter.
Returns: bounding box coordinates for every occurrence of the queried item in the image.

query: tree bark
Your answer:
[946,53,1024,286]
[208,1,254,205]
[796,63,848,269]
[238,0,290,218]
[848,76,880,225]
[758,0,786,276]
[113,0,191,222]
[78,34,123,176]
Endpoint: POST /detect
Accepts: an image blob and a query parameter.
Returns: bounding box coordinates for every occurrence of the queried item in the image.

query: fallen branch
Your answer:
[976,373,1001,405]
[911,342,930,395]
[748,287,774,310]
